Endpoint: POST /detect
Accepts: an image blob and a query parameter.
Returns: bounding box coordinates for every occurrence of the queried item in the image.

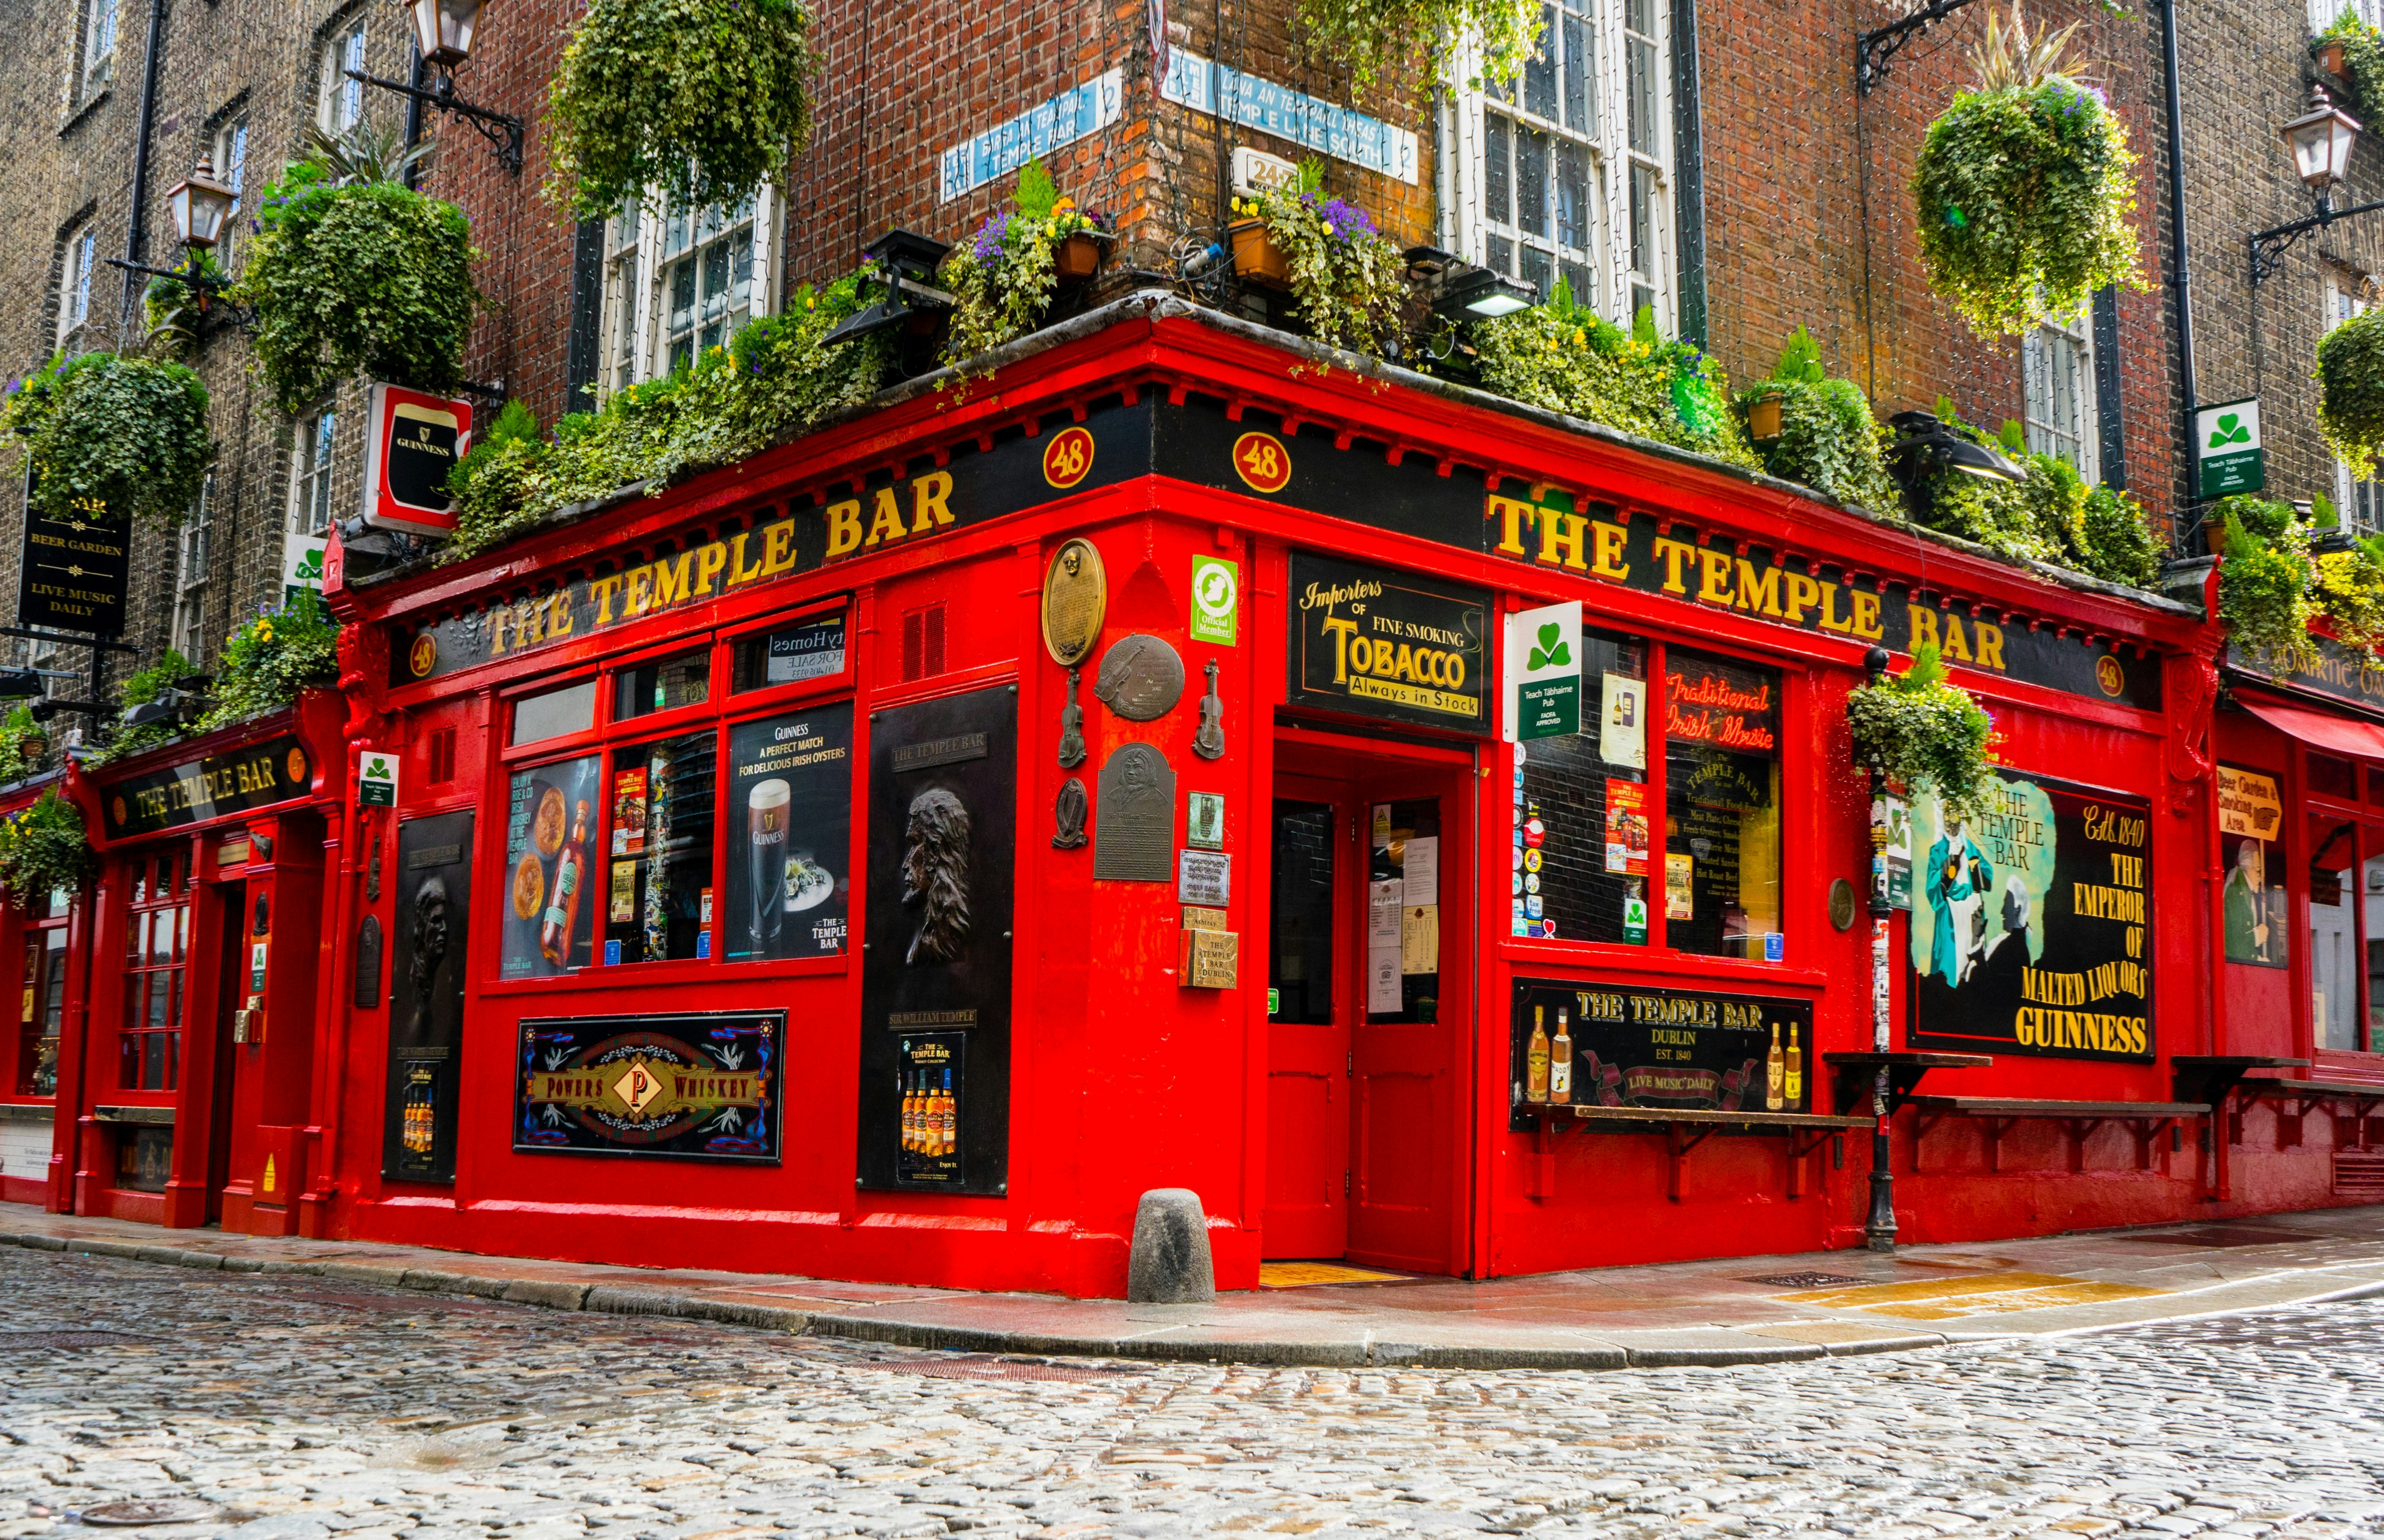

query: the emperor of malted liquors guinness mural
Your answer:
[1907,771,2153,1062]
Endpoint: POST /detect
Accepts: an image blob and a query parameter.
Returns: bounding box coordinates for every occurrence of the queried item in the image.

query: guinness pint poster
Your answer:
[1287,551,1489,733]
[720,702,853,961]
[856,687,1015,1194]
[1908,772,2153,1062]
[514,1010,782,1162]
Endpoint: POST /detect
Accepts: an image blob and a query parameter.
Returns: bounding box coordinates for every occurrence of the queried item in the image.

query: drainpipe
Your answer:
[2160,0,2200,544]
[118,0,170,325]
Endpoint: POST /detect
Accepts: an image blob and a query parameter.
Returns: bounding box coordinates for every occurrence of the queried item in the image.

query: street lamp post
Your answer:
[2251,85,2384,283]
[347,0,524,173]
[104,152,239,317]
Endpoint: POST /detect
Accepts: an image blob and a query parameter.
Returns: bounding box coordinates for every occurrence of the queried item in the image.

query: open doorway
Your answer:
[1263,731,1473,1274]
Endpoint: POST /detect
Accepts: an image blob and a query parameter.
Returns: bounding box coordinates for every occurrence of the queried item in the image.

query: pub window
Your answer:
[598,190,777,388]
[119,851,191,1091]
[17,888,69,1095]
[2022,305,2097,482]
[317,16,366,134]
[80,0,118,98]
[1515,627,1649,945]
[57,223,97,353]
[290,405,338,538]
[496,610,854,981]
[2309,750,2358,801]
[1664,648,1782,961]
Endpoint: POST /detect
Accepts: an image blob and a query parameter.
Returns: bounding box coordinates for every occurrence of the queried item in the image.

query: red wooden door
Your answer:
[1262,780,1351,1257]
[1347,772,1469,1274]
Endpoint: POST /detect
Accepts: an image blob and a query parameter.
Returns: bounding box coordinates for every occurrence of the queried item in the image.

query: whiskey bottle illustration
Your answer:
[1549,1008,1573,1106]
[1526,1006,1551,1102]
[1784,1024,1803,1109]
[900,1071,918,1153]
[938,1067,956,1156]
[1765,1023,1785,1111]
[539,801,591,966]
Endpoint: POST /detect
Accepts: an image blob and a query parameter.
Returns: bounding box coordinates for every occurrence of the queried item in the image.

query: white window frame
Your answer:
[2314,0,2382,33]
[80,0,118,96]
[171,474,213,663]
[290,405,339,540]
[2022,305,2099,484]
[597,187,779,392]
[318,19,366,134]
[213,117,249,262]
[57,224,96,351]
[2329,275,2384,533]
[1440,0,1675,335]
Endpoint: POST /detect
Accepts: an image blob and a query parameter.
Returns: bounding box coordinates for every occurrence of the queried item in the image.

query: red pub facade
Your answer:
[14,298,2368,1293]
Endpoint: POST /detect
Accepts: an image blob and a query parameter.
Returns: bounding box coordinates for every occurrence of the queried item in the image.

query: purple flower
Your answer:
[1315,196,1375,237]
[971,212,1012,261]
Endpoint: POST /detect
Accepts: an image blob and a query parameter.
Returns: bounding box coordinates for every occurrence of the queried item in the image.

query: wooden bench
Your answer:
[1523,1102,1867,1201]
[1907,1096,2209,1174]
[2169,1057,2314,1198]
[2241,1079,2384,1154]
[1822,1051,1994,1116]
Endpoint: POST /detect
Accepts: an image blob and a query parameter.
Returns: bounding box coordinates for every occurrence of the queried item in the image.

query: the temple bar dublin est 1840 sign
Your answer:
[514,1011,784,1163]
[103,735,313,838]
[17,493,129,636]
[1288,552,1489,734]
[1508,978,1814,1131]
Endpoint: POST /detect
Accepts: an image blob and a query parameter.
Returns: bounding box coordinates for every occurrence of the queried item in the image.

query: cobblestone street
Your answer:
[3,1250,2383,1539]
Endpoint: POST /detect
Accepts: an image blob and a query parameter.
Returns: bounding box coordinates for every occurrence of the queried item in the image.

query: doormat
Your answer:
[1258,1261,1413,1288]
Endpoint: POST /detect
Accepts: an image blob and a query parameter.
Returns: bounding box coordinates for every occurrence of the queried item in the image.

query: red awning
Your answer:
[2236,692,2384,760]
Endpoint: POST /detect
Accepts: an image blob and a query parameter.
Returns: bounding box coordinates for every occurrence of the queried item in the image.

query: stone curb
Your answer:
[0,1228,2368,1374]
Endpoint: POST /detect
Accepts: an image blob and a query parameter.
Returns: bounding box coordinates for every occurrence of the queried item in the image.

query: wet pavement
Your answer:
[3,1245,2383,1539]
[7,1205,2384,1369]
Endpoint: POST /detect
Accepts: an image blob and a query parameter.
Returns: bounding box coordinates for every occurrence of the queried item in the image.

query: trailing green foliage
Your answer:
[547,0,818,219]
[0,352,212,525]
[2213,495,2321,667]
[2079,481,2163,588]
[236,135,480,414]
[1910,5,2140,335]
[2318,305,2384,478]
[1904,407,2160,583]
[1471,282,1760,470]
[444,278,891,562]
[1233,161,1413,360]
[1740,328,1902,511]
[81,650,197,768]
[2319,7,2384,104]
[143,251,229,354]
[1295,0,1542,99]
[0,707,42,786]
[195,598,339,734]
[1846,642,1999,820]
[0,791,93,911]
[939,160,1110,366]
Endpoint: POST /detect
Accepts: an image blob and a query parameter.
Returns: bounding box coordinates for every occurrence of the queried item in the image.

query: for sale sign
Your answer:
[361,382,473,536]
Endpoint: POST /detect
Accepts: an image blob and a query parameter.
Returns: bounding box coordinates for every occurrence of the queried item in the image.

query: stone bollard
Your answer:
[1126,1188,1216,1303]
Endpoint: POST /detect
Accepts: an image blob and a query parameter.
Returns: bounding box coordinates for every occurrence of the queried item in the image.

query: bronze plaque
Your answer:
[1093,634,1185,721]
[1093,742,1175,882]
[1181,928,1239,989]
[1041,538,1108,667]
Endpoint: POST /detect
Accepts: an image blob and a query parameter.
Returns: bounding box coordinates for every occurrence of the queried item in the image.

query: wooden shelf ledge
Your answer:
[1908,1096,2207,1175]
[1523,1103,1865,1203]
[1821,1052,1994,1116]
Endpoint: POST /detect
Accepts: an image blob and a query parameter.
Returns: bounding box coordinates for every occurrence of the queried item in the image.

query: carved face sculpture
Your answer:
[900,788,972,967]
[409,877,450,995]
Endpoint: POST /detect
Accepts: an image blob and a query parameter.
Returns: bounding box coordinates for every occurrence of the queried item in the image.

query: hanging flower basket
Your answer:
[1845,643,1998,819]
[2320,37,2350,77]
[0,791,94,911]
[1909,3,2141,336]
[1,351,212,525]
[1228,218,1290,288]
[1055,230,1109,284]
[2319,305,2384,477]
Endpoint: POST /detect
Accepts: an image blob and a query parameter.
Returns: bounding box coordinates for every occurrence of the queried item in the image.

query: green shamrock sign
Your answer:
[1528,623,1571,672]
[2207,413,2251,449]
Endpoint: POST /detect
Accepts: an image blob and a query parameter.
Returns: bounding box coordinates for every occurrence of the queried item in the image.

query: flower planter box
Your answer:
[2319,38,2349,78]
[1746,390,1785,446]
[1055,231,1108,284]
[1228,219,1290,288]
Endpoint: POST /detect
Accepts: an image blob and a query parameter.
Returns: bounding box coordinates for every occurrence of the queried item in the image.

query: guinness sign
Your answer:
[362,382,473,537]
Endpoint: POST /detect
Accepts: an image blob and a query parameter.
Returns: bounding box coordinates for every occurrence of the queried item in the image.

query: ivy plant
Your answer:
[1296,0,1542,100]
[195,597,341,734]
[237,130,480,414]
[1233,161,1414,360]
[81,649,196,768]
[0,352,212,525]
[1740,327,1902,511]
[1910,3,2140,335]
[0,791,94,910]
[2213,495,2321,668]
[2319,304,2384,478]
[1468,282,1761,470]
[547,0,818,219]
[0,707,42,785]
[445,275,891,563]
[1846,642,1999,820]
